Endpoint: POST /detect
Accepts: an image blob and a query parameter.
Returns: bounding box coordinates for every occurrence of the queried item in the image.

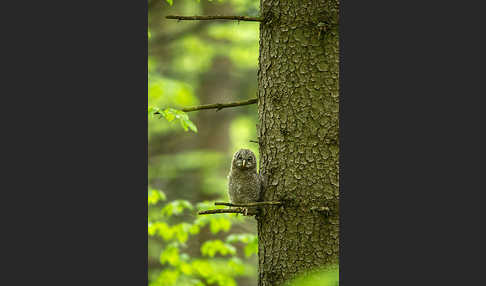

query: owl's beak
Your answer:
[242,160,246,167]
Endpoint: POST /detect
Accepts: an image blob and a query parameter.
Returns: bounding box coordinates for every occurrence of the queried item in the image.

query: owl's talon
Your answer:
[236,207,248,216]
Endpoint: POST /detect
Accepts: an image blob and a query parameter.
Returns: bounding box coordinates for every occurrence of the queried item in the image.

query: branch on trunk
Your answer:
[198,209,249,215]
[214,201,282,207]
[166,15,263,22]
[181,98,257,112]
[198,201,281,215]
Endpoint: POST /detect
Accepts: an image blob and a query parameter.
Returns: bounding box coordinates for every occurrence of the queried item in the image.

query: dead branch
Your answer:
[181,98,257,112]
[214,201,282,207]
[166,15,263,22]
[198,209,247,215]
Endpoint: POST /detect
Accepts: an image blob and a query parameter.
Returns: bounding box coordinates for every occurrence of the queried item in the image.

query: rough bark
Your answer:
[256,0,339,285]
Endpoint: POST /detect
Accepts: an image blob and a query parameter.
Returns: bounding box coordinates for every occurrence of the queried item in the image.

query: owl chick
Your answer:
[228,149,263,215]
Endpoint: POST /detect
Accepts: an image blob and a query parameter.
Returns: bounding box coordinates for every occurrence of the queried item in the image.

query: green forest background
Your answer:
[149,1,261,285]
[148,1,338,286]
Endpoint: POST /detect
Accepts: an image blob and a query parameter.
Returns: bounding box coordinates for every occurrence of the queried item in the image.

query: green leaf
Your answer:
[163,109,176,122]
[173,223,192,243]
[175,110,197,133]
[160,244,180,266]
[148,222,173,240]
[180,262,193,275]
[185,119,198,133]
[166,0,173,6]
[148,188,166,205]
[149,106,160,118]
[189,224,200,235]
[155,108,198,133]
[226,233,255,244]
[201,240,236,257]
[161,200,194,217]
[210,275,236,286]
[191,260,212,277]
[226,234,258,257]
[156,269,179,286]
[209,216,231,234]
[179,118,189,131]
[148,222,156,236]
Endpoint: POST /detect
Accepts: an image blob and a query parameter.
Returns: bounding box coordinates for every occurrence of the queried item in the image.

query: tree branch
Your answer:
[214,201,282,207]
[198,202,282,215]
[181,98,257,112]
[198,209,247,215]
[166,15,263,22]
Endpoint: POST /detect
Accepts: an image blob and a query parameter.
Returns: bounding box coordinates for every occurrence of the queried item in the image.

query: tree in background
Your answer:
[151,0,339,285]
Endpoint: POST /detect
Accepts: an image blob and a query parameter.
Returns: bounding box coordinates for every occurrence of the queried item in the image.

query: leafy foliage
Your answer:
[148,72,199,136]
[161,200,194,217]
[151,107,198,133]
[226,234,258,257]
[201,240,236,257]
[148,189,258,286]
[148,188,167,205]
[149,1,262,285]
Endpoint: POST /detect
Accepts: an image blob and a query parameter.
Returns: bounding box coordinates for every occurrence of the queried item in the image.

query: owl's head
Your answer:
[232,149,257,171]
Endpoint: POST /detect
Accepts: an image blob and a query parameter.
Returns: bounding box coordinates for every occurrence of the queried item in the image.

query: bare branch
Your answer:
[198,207,259,216]
[214,201,282,207]
[181,98,257,113]
[166,15,263,22]
[198,209,246,215]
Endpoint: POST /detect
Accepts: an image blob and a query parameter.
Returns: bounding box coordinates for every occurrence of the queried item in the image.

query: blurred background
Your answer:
[148,1,261,286]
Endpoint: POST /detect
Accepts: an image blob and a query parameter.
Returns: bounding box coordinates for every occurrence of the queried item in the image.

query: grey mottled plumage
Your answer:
[228,149,263,204]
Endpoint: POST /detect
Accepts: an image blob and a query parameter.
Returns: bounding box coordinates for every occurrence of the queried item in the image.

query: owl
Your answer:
[228,149,263,212]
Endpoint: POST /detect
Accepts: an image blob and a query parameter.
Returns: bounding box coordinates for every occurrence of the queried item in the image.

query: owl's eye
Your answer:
[248,157,252,161]
[238,155,242,160]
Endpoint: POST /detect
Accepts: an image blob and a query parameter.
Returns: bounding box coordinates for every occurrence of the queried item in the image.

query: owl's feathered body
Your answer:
[228,149,263,204]
[228,170,262,203]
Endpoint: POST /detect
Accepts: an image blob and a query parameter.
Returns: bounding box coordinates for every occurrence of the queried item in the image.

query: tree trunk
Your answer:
[256,0,339,285]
